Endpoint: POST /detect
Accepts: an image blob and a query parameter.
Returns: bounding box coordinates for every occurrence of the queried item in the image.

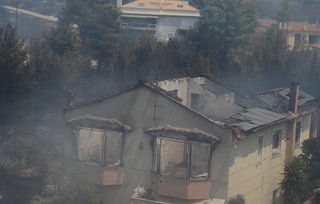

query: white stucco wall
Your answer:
[158,78,242,120]
[286,32,295,48]
[156,16,198,41]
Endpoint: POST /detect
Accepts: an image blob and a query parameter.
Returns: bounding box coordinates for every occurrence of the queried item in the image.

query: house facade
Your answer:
[279,21,320,49]
[120,0,200,41]
[63,77,318,204]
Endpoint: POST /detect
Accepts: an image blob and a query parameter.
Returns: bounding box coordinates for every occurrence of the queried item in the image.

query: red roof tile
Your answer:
[281,22,320,33]
[121,0,199,12]
[310,42,320,49]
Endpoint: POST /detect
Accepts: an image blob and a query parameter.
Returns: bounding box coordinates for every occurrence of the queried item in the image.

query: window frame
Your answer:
[153,137,211,180]
[190,93,205,112]
[271,129,282,158]
[77,127,124,167]
[167,18,175,26]
[295,120,302,148]
[257,135,264,165]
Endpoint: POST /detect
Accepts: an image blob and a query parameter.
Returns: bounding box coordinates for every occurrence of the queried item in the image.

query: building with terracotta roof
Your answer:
[280,21,320,49]
[120,0,200,41]
[310,42,320,50]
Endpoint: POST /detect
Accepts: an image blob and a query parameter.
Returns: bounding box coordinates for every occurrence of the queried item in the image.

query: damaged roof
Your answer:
[64,80,182,112]
[224,108,286,132]
[64,78,317,139]
[257,88,315,112]
[64,80,223,129]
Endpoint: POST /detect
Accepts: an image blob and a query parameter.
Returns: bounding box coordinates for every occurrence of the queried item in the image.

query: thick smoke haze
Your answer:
[1,0,320,203]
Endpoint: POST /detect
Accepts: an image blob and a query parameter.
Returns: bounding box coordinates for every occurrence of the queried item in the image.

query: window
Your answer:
[257,135,264,164]
[160,139,188,178]
[273,188,279,202]
[138,2,144,6]
[191,93,205,112]
[78,128,104,163]
[78,128,123,167]
[272,129,282,158]
[105,130,123,167]
[154,137,210,180]
[190,142,210,179]
[177,4,183,8]
[295,34,301,46]
[295,121,302,148]
[167,89,178,97]
[121,23,128,29]
[167,18,175,26]
[309,35,318,44]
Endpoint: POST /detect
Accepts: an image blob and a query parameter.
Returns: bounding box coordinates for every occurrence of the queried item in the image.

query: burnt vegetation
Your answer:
[1,0,320,203]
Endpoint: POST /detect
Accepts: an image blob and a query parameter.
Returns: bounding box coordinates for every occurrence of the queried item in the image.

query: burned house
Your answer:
[63,77,318,204]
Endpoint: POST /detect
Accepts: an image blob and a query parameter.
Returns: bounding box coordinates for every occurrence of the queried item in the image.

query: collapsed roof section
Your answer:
[64,77,318,141]
[256,88,316,113]
[64,80,223,129]
[224,108,286,132]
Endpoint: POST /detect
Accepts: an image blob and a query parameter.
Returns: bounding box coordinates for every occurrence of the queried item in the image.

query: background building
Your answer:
[120,0,200,41]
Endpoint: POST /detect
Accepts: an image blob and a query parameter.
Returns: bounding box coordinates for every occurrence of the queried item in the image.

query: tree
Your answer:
[227,194,246,204]
[0,126,45,204]
[59,0,122,68]
[31,164,104,204]
[42,24,81,57]
[276,0,291,28]
[278,138,320,204]
[0,24,35,97]
[179,0,258,76]
[280,158,306,204]
[300,137,320,189]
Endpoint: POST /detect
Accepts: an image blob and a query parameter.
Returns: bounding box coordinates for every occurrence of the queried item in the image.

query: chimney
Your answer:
[289,82,299,114]
[285,82,299,161]
[304,22,308,31]
[64,91,74,107]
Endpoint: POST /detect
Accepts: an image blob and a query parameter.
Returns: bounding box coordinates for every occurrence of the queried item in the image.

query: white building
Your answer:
[120,0,200,41]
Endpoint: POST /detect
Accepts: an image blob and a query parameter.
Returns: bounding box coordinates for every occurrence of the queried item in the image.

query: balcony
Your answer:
[83,164,124,185]
[121,23,157,31]
[151,173,211,200]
